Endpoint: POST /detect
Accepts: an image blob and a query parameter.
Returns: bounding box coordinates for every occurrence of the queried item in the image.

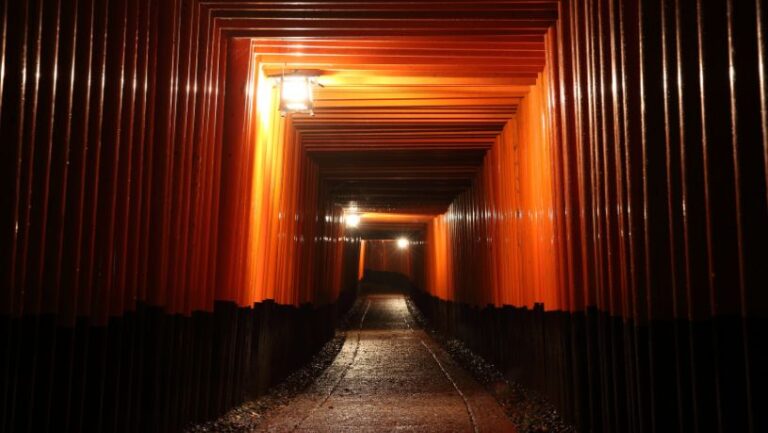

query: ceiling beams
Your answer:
[216,1,557,224]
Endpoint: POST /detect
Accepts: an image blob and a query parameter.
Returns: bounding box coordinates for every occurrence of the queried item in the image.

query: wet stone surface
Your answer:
[190,294,553,433]
[256,294,515,433]
[405,298,577,433]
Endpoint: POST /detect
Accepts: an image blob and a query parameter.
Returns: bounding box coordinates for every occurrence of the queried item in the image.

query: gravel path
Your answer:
[255,294,516,433]
[188,292,574,433]
[405,297,577,433]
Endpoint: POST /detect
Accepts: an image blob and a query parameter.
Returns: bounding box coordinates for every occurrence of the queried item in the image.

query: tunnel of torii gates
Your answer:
[0,0,767,432]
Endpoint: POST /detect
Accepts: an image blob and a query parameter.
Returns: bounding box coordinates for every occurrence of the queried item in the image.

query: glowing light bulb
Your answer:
[285,101,308,111]
[346,214,361,228]
[397,237,409,249]
[280,75,314,114]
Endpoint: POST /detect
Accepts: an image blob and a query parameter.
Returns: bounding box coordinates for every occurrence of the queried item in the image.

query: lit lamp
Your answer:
[396,237,409,249]
[345,213,361,228]
[279,74,316,116]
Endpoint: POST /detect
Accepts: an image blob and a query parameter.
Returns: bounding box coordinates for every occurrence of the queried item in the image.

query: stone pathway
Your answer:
[256,294,516,433]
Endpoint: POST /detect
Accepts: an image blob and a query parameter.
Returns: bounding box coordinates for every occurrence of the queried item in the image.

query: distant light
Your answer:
[280,75,315,115]
[397,237,409,249]
[346,214,361,228]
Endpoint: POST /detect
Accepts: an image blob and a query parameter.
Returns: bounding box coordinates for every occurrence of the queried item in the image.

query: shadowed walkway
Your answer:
[256,294,516,433]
